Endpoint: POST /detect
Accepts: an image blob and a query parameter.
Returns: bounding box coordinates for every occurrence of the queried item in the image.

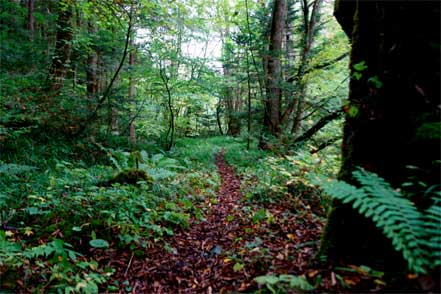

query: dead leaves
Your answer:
[104,151,390,293]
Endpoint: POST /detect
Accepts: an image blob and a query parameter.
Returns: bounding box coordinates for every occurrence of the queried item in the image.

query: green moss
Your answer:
[105,169,153,187]
[416,122,441,140]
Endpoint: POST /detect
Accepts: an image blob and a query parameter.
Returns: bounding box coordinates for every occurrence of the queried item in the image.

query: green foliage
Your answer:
[241,148,338,207]
[367,75,383,89]
[0,232,110,293]
[89,239,110,249]
[352,61,368,80]
[313,168,441,274]
[254,274,314,293]
[353,61,368,71]
[0,136,224,291]
[0,162,37,175]
[416,122,441,140]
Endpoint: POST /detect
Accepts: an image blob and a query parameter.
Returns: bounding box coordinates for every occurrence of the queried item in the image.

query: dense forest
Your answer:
[0,0,439,293]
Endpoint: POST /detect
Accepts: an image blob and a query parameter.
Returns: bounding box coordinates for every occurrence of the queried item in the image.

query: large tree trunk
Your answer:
[47,2,73,92]
[319,0,440,273]
[262,0,286,138]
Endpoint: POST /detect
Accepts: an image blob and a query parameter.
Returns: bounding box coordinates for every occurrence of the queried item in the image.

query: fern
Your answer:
[423,192,441,267]
[0,162,37,175]
[313,168,441,274]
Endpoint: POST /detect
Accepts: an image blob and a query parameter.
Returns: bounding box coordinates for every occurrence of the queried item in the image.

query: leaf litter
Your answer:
[103,151,391,293]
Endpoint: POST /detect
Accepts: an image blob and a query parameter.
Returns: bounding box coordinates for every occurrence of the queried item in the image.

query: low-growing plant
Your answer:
[0,232,111,293]
[313,168,441,274]
[254,274,314,293]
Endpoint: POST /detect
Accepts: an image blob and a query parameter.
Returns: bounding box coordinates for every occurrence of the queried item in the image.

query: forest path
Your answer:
[113,151,322,293]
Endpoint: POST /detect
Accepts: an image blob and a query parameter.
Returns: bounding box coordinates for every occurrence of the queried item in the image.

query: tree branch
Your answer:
[304,52,349,74]
[310,136,341,154]
[293,108,343,144]
[285,52,348,83]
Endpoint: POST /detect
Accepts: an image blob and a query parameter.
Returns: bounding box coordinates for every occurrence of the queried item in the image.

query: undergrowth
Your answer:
[0,134,340,292]
[0,136,223,292]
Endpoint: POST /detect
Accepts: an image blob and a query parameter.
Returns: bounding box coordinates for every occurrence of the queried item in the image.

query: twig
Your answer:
[124,252,134,277]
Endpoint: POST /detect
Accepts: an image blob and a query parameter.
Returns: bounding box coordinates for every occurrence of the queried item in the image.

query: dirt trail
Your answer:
[107,151,422,294]
[117,151,250,293]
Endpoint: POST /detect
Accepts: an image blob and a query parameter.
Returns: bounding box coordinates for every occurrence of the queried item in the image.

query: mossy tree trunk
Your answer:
[319,0,440,271]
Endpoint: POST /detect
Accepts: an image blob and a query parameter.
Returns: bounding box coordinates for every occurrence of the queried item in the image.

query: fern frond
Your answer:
[0,162,37,175]
[424,193,441,267]
[314,169,439,274]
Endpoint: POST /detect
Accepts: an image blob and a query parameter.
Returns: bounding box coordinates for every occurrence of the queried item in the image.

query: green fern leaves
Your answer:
[313,168,441,274]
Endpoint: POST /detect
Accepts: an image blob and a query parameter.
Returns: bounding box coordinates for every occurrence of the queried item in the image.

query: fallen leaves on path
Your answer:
[108,151,323,293]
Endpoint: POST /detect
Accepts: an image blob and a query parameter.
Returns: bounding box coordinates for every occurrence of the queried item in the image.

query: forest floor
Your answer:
[3,138,424,293]
[106,150,324,293]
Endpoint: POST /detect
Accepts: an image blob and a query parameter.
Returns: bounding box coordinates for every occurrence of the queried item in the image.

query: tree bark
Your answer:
[246,51,252,150]
[86,21,98,99]
[221,24,241,136]
[27,0,35,41]
[262,0,286,138]
[128,34,136,144]
[216,97,224,135]
[290,0,322,136]
[47,2,73,92]
[319,0,440,272]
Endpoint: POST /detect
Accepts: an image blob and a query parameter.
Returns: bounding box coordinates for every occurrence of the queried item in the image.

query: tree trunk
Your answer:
[223,68,241,136]
[290,0,322,136]
[246,51,252,150]
[216,97,224,135]
[262,0,286,138]
[47,2,73,92]
[319,0,440,272]
[221,24,241,137]
[128,35,136,144]
[86,21,98,99]
[27,0,35,41]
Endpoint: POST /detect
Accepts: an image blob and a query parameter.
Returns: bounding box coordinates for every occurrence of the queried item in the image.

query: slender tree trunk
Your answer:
[216,97,224,135]
[245,0,265,104]
[128,33,136,144]
[47,2,73,92]
[221,24,241,136]
[160,65,174,151]
[27,0,34,41]
[86,21,98,99]
[283,0,295,107]
[291,0,322,136]
[246,51,252,150]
